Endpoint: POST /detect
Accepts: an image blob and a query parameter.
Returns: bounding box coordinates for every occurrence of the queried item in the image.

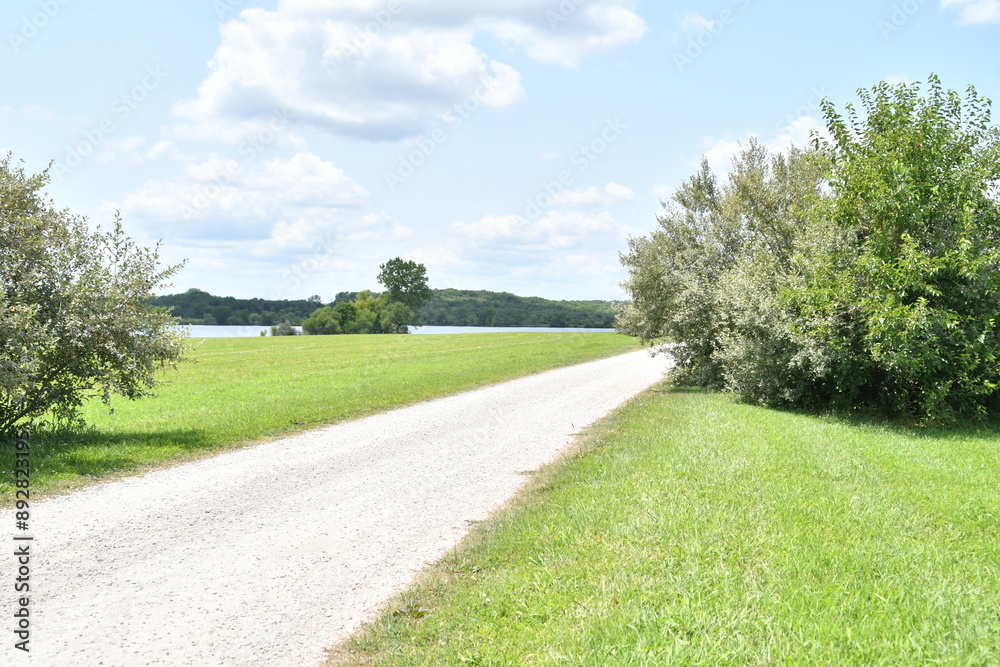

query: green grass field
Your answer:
[333,388,1000,666]
[0,332,637,503]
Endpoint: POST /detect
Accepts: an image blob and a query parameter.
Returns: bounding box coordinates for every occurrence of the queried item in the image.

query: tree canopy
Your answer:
[377,258,433,318]
[301,290,401,335]
[0,156,187,436]
[148,289,319,326]
[618,75,1000,423]
[419,289,616,328]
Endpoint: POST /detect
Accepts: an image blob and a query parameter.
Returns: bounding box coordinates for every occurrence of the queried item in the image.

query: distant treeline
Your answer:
[419,289,617,328]
[150,288,618,328]
[149,289,324,326]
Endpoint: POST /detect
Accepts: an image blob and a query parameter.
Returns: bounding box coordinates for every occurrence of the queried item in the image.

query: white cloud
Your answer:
[270,209,413,248]
[452,210,622,251]
[113,152,370,227]
[146,140,198,162]
[22,105,57,120]
[650,184,674,200]
[269,208,342,249]
[941,0,1000,24]
[648,115,835,205]
[176,1,646,141]
[479,3,648,67]
[508,253,619,283]
[698,115,828,177]
[95,136,147,165]
[167,116,306,150]
[341,212,415,243]
[677,11,717,33]
[885,74,915,86]
[550,182,636,207]
[394,208,631,300]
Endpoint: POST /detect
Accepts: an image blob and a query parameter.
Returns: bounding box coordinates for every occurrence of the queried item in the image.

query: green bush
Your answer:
[270,321,298,336]
[0,157,187,435]
[619,75,1000,423]
[302,307,342,335]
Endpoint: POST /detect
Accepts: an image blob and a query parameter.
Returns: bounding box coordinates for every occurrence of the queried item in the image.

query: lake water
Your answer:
[185,325,616,338]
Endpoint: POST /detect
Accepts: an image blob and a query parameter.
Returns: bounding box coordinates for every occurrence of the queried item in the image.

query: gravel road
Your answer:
[10,349,669,666]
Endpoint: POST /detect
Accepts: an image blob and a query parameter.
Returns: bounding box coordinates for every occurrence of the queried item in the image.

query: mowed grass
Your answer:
[0,332,637,503]
[332,388,1000,666]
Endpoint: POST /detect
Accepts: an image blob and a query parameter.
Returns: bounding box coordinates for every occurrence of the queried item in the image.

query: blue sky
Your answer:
[2,0,998,302]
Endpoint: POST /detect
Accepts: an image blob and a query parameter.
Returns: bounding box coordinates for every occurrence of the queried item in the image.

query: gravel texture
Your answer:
[12,349,669,666]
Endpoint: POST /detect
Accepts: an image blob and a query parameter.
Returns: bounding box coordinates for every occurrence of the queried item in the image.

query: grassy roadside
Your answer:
[0,332,637,503]
[331,387,1000,665]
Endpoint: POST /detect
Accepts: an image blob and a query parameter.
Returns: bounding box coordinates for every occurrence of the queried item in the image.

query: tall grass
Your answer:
[334,388,1000,665]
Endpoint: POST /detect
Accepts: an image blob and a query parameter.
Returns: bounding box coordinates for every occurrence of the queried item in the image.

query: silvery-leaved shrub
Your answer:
[0,156,187,436]
[619,75,1000,423]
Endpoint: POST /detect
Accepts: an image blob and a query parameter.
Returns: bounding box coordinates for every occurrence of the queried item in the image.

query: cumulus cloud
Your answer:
[698,115,828,177]
[885,74,915,86]
[550,182,636,207]
[94,136,147,165]
[167,114,306,150]
[648,116,832,200]
[480,2,648,67]
[677,11,717,33]
[146,140,198,163]
[452,210,623,251]
[271,209,413,248]
[176,1,646,140]
[111,152,370,243]
[941,0,1000,24]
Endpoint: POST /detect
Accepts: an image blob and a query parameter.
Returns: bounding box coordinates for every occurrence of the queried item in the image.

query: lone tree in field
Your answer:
[0,156,187,436]
[619,75,1000,423]
[376,257,433,331]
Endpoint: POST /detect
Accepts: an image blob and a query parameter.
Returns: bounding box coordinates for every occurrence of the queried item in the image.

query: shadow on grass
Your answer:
[663,381,1000,443]
[0,426,213,492]
[764,401,1000,443]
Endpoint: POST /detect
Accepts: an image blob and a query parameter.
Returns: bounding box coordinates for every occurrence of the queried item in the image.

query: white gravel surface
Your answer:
[10,349,669,666]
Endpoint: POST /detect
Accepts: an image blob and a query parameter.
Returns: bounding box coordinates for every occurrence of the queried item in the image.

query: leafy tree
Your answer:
[303,291,402,336]
[301,307,342,335]
[333,301,357,327]
[617,146,817,388]
[417,289,616,328]
[800,75,1000,421]
[377,258,432,323]
[618,75,1000,423]
[333,291,359,304]
[347,290,381,333]
[378,297,414,334]
[148,289,325,325]
[270,321,298,336]
[0,156,187,436]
